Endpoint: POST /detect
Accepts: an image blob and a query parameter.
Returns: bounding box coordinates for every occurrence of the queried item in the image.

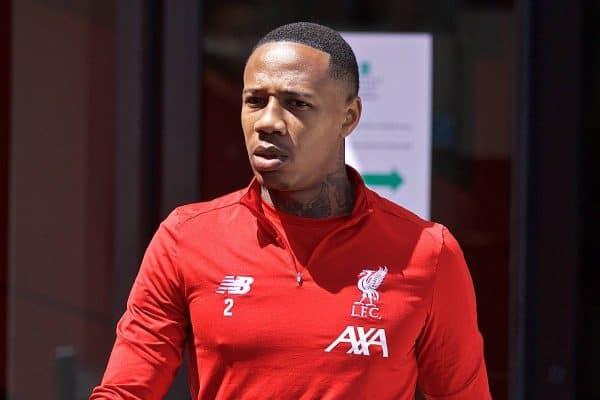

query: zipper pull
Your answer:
[296,272,303,286]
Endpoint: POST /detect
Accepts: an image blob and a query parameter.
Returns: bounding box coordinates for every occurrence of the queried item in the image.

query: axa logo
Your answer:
[325,325,389,358]
[351,266,388,320]
[215,275,254,295]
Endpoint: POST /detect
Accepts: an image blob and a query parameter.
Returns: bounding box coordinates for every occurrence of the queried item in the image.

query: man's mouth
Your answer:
[252,145,289,171]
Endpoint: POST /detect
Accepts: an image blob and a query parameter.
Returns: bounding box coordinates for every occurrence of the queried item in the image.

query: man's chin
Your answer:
[254,171,293,191]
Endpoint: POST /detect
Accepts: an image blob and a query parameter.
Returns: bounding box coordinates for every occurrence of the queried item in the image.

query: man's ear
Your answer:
[341,96,362,138]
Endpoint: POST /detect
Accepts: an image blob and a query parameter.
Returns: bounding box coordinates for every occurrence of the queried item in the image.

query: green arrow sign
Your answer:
[362,171,404,190]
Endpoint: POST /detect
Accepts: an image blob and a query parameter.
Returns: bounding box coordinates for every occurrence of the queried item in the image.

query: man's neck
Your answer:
[261,167,356,218]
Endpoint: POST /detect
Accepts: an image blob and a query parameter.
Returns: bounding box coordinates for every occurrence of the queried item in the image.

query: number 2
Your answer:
[224,298,234,316]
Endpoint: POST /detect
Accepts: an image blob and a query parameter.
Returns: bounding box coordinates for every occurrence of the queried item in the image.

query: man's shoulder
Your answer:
[165,187,249,228]
[368,189,444,242]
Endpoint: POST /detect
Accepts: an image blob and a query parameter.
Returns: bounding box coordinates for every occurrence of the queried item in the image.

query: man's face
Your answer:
[242,42,357,192]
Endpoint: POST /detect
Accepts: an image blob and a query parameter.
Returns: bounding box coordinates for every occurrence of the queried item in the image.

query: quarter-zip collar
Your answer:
[240,166,375,285]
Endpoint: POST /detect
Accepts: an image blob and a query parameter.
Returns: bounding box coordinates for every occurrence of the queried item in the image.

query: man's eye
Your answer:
[288,99,310,109]
[245,97,265,107]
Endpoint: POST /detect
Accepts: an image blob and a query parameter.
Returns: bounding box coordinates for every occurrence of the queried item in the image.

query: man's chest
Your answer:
[180,238,436,365]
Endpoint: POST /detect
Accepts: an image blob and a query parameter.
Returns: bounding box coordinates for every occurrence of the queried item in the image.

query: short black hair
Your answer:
[252,22,359,97]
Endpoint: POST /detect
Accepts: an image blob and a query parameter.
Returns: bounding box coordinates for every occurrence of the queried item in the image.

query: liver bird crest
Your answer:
[357,266,388,305]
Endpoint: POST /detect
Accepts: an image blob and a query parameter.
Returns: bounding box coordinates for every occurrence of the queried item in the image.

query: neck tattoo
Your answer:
[261,168,355,218]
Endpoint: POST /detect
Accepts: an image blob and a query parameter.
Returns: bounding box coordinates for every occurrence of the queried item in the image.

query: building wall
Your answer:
[8,1,114,398]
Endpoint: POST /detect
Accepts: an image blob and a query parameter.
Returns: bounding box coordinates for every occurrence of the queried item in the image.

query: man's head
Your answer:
[254,22,359,98]
[241,22,362,194]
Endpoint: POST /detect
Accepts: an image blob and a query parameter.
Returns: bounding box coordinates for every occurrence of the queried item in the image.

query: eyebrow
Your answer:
[242,88,314,98]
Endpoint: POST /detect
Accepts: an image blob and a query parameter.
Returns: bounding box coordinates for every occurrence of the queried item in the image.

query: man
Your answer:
[91,22,491,399]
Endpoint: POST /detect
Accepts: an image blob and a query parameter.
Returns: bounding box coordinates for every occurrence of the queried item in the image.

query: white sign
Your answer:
[342,33,432,219]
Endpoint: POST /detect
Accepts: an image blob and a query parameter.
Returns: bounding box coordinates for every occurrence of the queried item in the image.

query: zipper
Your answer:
[247,206,302,286]
[243,200,373,287]
[296,271,303,286]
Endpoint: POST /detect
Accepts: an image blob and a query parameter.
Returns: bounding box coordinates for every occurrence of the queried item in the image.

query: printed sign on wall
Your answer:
[342,33,432,219]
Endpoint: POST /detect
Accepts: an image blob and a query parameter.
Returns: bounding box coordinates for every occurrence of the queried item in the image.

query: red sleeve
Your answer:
[90,212,189,400]
[415,227,491,399]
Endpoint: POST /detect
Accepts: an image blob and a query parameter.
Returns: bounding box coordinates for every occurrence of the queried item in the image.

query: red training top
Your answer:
[91,168,491,399]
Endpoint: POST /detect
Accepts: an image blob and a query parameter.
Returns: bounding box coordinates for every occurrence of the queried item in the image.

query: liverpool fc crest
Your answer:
[351,266,388,319]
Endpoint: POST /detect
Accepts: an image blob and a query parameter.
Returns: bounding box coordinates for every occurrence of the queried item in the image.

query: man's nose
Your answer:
[254,97,286,135]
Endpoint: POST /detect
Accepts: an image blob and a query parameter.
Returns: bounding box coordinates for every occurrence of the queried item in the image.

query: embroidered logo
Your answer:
[325,325,389,357]
[215,275,254,295]
[351,266,388,320]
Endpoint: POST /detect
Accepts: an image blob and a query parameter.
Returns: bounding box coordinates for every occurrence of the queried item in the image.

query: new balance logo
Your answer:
[215,275,254,295]
[325,326,389,357]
